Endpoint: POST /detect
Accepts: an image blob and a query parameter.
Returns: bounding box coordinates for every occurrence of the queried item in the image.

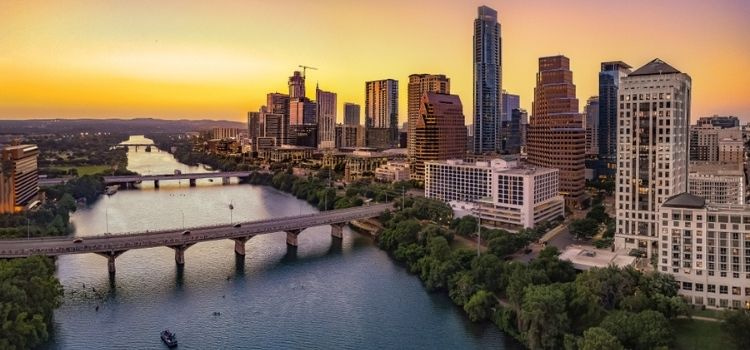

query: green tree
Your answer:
[520,284,569,350]
[599,310,673,350]
[569,218,599,239]
[579,327,624,350]
[463,290,496,322]
[722,309,750,349]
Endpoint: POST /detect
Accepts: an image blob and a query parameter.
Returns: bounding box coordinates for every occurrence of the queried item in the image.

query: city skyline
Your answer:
[1,0,749,123]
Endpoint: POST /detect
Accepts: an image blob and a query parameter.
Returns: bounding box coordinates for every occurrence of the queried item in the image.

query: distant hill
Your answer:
[0,118,246,135]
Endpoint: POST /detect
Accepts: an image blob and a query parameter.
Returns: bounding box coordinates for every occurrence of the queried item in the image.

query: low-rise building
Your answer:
[688,161,746,205]
[257,145,315,162]
[658,193,750,309]
[425,158,564,228]
[374,161,409,183]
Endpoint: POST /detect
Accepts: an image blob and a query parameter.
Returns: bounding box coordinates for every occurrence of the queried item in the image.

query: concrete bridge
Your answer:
[103,171,252,187]
[0,203,392,274]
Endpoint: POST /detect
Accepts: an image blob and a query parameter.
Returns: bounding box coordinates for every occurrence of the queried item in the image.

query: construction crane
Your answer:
[298,65,318,78]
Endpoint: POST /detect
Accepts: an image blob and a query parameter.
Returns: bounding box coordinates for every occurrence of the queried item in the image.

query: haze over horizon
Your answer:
[2,0,749,123]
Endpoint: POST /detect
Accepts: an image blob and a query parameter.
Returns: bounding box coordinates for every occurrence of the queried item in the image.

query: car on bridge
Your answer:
[73,238,83,243]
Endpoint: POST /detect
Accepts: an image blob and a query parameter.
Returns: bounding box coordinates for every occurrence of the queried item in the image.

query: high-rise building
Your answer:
[343,103,361,126]
[289,124,318,148]
[365,79,399,148]
[658,193,750,309]
[614,58,691,257]
[0,144,39,213]
[210,127,241,140]
[335,124,366,148]
[501,92,519,122]
[584,96,600,156]
[289,98,316,126]
[408,74,450,167]
[316,87,337,149]
[498,108,522,154]
[262,112,286,147]
[412,92,467,180]
[473,5,502,154]
[266,93,290,144]
[288,71,305,99]
[597,61,632,178]
[689,125,743,163]
[247,111,260,152]
[526,55,586,205]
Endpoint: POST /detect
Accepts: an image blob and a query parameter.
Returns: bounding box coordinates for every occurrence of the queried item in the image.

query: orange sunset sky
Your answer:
[1,0,749,124]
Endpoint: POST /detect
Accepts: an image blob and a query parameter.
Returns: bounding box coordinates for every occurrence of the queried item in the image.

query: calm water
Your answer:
[47,136,518,349]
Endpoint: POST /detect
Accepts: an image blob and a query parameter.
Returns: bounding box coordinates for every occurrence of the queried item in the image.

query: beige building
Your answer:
[0,144,40,213]
[615,59,691,258]
[257,145,315,163]
[658,193,750,309]
[689,161,746,205]
[375,161,410,183]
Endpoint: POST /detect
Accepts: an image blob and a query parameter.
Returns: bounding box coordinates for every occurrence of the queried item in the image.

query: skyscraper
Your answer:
[526,55,586,205]
[247,111,260,152]
[288,71,305,99]
[0,144,39,213]
[473,5,502,154]
[316,86,337,149]
[266,92,290,144]
[597,61,632,178]
[407,74,450,176]
[365,79,399,148]
[584,96,600,156]
[413,92,467,180]
[343,103,361,126]
[614,58,691,257]
[501,91,519,122]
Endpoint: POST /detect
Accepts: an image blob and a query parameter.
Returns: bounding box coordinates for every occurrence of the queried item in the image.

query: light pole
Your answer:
[229,202,234,224]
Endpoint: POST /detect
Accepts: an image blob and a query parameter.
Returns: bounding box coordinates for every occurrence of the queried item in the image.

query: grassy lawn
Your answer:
[673,319,734,350]
[688,307,726,320]
[51,165,111,176]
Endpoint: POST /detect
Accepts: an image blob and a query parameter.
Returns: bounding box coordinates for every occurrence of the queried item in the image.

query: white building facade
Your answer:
[425,159,564,229]
[615,59,691,258]
[658,193,750,309]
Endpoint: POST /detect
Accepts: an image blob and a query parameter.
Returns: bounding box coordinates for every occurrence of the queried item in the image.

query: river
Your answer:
[47,135,519,349]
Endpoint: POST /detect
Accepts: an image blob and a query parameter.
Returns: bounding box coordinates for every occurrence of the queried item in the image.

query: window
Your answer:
[720,285,728,294]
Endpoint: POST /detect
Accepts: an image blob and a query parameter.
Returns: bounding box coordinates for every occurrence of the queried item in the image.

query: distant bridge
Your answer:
[0,203,392,274]
[103,171,252,187]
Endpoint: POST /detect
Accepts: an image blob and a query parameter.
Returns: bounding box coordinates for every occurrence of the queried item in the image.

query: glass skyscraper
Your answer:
[596,61,631,178]
[472,5,502,154]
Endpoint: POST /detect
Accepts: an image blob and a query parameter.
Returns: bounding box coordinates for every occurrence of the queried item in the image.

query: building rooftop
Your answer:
[629,58,681,76]
[560,246,637,271]
[661,192,706,209]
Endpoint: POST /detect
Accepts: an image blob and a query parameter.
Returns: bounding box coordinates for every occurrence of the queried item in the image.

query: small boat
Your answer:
[161,330,178,348]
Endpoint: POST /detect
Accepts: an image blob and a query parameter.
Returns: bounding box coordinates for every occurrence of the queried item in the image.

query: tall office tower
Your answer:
[526,55,586,205]
[262,112,286,146]
[498,108,522,154]
[365,79,399,148]
[288,71,305,99]
[518,109,529,151]
[266,93,290,144]
[473,5,502,154]
[344,103,361,125]
[597,61,632,178]
[316,87,337,149]
[584,96,600,156]
[690,124,743,162]
[501,91,519,122]
[0,144,39,213]
[408,74,450,165]
[248,111,260,152]
[412,92,467,180]
[614,58,691,258]
[290,99,317,126]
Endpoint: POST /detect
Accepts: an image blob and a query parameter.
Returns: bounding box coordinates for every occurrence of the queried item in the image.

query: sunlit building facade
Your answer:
[473,5,502,154]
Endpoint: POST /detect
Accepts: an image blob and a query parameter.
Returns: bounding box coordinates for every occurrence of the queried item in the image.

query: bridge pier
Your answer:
[189,179,196,187]
[154,180,160,188]
[286,229,302,247]
[95,250,126,274]
[169,244,193,265]
[331,223,346,239]
[232,236,252,255]
[222,177,230,185]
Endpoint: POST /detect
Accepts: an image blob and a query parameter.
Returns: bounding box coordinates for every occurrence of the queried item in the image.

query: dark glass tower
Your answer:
[472,5,502,154]
[596,61,631,178]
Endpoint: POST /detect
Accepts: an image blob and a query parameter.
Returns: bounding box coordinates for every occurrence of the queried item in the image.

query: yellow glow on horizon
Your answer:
[1,0,749,123]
